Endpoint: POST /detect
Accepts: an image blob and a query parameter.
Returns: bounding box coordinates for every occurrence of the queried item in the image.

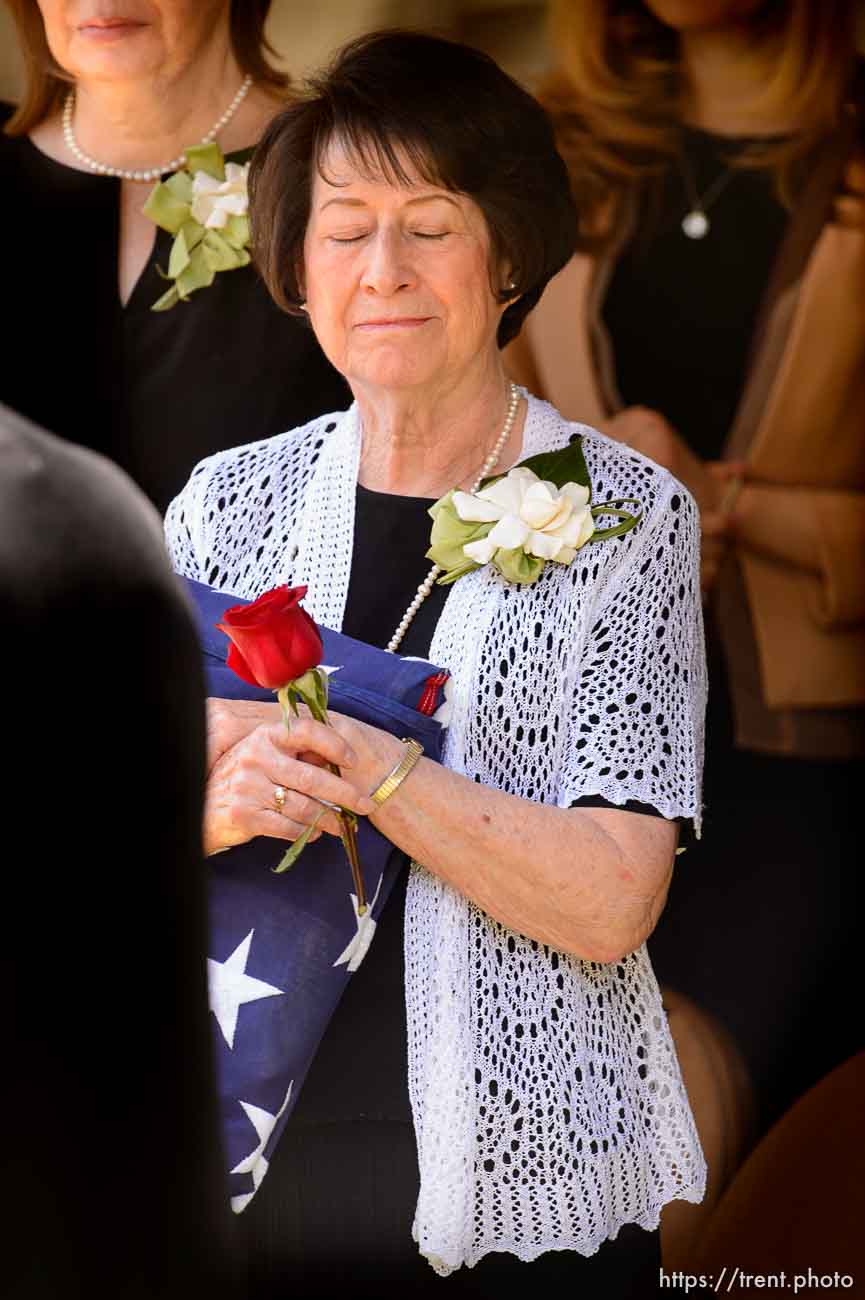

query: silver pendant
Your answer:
[682,209,709,239]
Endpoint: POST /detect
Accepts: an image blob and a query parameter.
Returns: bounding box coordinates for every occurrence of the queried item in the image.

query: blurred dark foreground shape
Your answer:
[0,404,239,1299]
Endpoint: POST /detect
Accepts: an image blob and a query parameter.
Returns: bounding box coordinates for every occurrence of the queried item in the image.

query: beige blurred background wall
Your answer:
[0,0,550,106]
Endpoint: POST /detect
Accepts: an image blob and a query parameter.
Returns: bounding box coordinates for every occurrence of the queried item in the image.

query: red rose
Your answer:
[216,585,323,689]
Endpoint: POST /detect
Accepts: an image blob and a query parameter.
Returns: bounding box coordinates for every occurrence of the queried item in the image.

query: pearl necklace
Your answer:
[62,74,253,183]
[386,382,520,654]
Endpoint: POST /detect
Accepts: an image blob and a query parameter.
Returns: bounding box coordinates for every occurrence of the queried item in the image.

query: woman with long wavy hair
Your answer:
[508,0,864,1144]
[1,1,348,511]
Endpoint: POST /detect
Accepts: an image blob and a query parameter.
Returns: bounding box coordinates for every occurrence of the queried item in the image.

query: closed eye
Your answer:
[327,230,449,244]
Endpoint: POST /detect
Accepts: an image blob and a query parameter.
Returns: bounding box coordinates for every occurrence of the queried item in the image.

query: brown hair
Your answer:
[249,30,578,349]
[541,0,860,249]
[3,0,289,136]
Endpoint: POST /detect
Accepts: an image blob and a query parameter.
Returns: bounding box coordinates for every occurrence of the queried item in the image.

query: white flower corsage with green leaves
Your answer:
[427,438,641,585]
[143,142,252,311]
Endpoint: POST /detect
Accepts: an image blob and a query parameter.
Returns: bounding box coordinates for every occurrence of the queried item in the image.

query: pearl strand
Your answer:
[62,74,253,183]
[386,382,521,654]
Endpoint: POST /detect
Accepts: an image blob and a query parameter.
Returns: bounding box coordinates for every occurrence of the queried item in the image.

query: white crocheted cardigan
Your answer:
[166,392,707,1275]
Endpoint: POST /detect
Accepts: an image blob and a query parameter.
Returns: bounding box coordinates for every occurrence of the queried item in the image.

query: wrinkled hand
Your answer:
[700,462,748,595]
[204,716,375,856]
[598,406,745,594]
[205,697,280,776]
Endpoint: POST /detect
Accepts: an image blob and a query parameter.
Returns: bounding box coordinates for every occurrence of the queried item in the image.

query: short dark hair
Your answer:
[249,30,578,348]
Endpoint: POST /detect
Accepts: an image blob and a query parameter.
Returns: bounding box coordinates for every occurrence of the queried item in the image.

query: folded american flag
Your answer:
[184,578,449,1212]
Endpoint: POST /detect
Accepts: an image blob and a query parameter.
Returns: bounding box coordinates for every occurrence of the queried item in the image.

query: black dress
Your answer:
[237,484,662,1299]
[602,126,863,1127]
[0,122,349,513]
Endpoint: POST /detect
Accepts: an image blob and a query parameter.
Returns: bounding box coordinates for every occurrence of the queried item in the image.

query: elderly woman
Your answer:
[1,0,347,511]
[167,31,706,1297]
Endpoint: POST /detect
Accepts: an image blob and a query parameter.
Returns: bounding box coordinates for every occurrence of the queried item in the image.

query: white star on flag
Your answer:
[207,929,284,1050]
[229,1080,294,1214]
[332,873,384,972]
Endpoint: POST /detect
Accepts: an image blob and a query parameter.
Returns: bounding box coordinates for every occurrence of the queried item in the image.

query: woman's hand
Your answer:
[204,717,375,856]
[205,698,280,776]
[204,705,678,963]
[700,462,748,594]
[699,507,730,595]
[316,710,406,797]
[598,406,745,594]
[599,406,723,512]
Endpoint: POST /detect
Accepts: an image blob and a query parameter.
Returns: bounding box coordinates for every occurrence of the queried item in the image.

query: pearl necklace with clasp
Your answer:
[386,382,521,654]
[61,74,253,183]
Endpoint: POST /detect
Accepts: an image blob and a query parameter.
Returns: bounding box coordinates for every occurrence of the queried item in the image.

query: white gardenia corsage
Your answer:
[455,468,596,565]
[190,161,250,229]
[427,439,641,585]
[143,142,253,311]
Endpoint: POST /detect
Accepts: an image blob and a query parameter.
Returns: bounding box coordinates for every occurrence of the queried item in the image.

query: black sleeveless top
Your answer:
[0,117,349,513]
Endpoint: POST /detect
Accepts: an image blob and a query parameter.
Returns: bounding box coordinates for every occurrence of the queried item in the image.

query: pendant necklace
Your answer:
[679,147,736,239]
[385,382,520,654]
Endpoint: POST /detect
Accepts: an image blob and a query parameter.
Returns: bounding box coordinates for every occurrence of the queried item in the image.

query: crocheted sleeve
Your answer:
[163,415,339,597]
[556,435,706,831]
[164,455,212,583]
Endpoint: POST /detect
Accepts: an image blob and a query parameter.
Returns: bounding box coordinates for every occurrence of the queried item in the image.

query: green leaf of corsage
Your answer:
[426,436,642,586]
[142,142,252,311]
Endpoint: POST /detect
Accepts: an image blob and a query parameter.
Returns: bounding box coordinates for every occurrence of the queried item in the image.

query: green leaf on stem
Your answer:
[276,683,298,729]
[481,436,592,493]
[151,283,182,312]
[202,229,246,272]
[426,490,489,578]
[174,242,216,299]
[222,213,250,249]
[493,547,545,584]
[588,501,642,543]
[291,668,329,724]
[272,807,327,873]
[185,141,225,181]
[434,557,480,586]
[142,170,193,234]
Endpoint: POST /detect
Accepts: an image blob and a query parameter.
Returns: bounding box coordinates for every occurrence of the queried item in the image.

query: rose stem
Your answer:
[336,810,367,915]
[281,681,368,914]
[324,764,366,914]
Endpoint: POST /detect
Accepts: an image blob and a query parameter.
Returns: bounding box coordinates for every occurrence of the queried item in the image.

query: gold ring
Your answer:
[273,785,287,814]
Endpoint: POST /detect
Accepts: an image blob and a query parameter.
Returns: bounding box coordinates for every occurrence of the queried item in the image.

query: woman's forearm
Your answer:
[364,737,676,963]
[732,483,865,626]
[206,701,677,961]
[731,483,824,574]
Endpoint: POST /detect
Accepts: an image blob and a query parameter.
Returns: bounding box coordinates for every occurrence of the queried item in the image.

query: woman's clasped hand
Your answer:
[203,706,380,857]
[599,405,747,592]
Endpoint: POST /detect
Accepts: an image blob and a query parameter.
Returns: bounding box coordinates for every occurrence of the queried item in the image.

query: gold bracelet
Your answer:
[369,738,424,807]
